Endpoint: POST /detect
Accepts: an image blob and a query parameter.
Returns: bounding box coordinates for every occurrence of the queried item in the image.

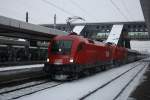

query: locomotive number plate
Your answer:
[54,59,63,65]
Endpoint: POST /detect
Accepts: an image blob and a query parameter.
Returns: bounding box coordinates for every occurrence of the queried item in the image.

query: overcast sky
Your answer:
[0,0,144,24]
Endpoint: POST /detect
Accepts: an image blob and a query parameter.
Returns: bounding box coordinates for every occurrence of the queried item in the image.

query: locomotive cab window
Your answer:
[51,40,72,54]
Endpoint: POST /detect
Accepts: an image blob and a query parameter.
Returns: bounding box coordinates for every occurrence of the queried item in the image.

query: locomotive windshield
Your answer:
[51,40,72,54]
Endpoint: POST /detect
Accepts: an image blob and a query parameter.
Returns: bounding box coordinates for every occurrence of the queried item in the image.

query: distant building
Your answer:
[42,21,148,40]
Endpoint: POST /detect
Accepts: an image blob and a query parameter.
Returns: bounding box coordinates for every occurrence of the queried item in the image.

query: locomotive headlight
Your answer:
[47,58,49,62]
[69,58,74,63]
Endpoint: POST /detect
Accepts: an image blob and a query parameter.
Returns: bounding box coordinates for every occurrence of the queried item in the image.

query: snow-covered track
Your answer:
[0,74,47,88]
[10,60,148,100]
[79,62,146,100]
[0,80,49,95]
[0,81,62,100]
[112,63,148,100]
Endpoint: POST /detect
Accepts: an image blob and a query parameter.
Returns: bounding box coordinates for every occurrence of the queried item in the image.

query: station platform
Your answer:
[0,64,44,72]
[129,61,150,100]
[0,64,45,84]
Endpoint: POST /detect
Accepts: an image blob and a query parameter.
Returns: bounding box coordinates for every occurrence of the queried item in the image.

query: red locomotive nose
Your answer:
[49,55,74,65]
[47,39,74,64]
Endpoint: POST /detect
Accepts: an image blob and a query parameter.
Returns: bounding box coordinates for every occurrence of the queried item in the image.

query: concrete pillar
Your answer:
[140,0,150,39]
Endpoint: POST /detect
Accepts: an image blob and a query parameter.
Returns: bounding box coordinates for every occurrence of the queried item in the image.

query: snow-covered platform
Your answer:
[7,59,148,100]
[0,64,45,87]
[0,64,44,76]
[0,64,44,72]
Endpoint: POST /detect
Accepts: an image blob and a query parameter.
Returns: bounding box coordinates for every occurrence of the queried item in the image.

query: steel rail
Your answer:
[113,63,148,100]
[8,83,62,100]
[79,62,142,100]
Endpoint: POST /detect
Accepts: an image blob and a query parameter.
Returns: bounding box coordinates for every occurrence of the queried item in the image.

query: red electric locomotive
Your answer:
[43,33,131,80]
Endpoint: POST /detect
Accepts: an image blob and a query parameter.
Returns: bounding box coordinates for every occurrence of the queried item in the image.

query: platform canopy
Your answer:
[0,16,68,41]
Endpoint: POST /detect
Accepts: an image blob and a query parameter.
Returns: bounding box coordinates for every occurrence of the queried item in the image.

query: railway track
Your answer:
[0,62,64,100]
[0,60,148,100]
[0,80,62,100]
[0,73,48,88]
[0,63,48,89]
[0,80,48,94]
[0,64,63,100]
[79,62,148,100]
[112,63,148,100]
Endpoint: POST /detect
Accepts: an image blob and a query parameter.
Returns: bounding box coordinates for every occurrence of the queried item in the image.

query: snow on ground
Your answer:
[131,40,150,53]
[15,60,148,100]
[0,64,44,72]
[117,63,148,100]
[0,81,46,94]
[85,62,149,100]
[0,82,59,100]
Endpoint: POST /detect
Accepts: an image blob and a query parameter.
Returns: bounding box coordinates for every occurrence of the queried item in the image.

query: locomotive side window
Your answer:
[51,40,72,54]
[77,43,84,52]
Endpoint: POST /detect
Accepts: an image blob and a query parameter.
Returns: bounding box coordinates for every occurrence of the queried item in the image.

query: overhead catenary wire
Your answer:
[1,0,135,24]
[19,0,54,23]
[0,2,44,24]
[69,0,88,15]
[69,0,87,18]
[120,0,134,21]
[41,0,75,16]
[109,0,129,21]
[68,0,99,21]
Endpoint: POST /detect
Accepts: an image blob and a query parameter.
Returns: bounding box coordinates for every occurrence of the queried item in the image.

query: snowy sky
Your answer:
[0,0,144,24]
